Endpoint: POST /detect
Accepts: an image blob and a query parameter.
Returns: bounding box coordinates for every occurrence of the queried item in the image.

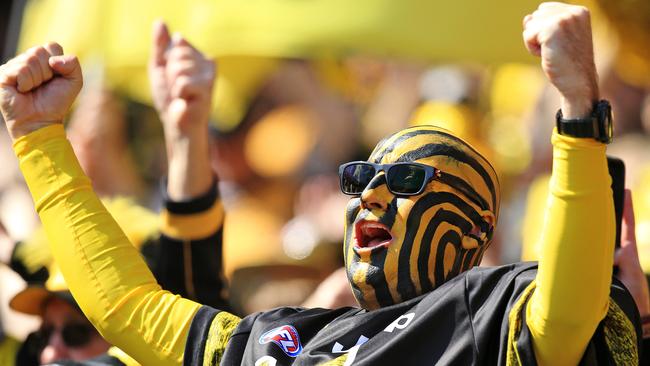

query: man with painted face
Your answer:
[0,2,642,365]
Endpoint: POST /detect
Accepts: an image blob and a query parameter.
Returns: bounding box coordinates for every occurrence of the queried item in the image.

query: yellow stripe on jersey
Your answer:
[506,281,536,366]
[203,311,242,366]
[603,301,638,365]
[161,200,225,240]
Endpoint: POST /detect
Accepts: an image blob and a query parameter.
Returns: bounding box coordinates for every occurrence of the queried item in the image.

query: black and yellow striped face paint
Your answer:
[343,126,499,309]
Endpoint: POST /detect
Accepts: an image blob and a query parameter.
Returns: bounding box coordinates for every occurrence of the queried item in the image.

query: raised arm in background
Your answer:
[148,22,229,310]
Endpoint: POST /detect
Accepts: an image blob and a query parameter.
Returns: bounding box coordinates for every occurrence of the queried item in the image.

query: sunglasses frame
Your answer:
[339,161,441,197]
[36,322,96,349]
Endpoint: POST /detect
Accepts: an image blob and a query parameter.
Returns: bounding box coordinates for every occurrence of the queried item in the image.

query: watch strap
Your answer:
[556,100,612,144]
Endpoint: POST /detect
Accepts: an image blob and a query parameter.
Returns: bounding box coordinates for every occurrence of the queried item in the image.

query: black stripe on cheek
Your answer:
[447,246,474,280]
[368,249,395,307]
[461,247,479,272]
[434,231,462,288]
[379,197,398,229]
[417,209,472,293]
[417,210,441,294]
[346,200,361,225]
[397,192,476,300]
[344,200,361,262]
[395,144,496,211]
[344,201,364,304]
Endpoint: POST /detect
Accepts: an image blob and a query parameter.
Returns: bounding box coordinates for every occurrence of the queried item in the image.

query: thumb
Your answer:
[49,55,82,81]
[621,189,637,249]
[151,20,171,67]
[613,247,626,267]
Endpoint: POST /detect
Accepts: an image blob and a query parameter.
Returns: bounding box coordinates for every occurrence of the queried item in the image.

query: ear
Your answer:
[480,210,496,241]
[461,210,496,249]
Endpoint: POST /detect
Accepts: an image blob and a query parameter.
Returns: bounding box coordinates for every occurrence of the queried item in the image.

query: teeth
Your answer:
[361,222,387,235]
[357,221,392,248]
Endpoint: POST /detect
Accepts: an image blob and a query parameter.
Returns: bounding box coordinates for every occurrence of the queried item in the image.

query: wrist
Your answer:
[6,120,63,141]
[166,139,213,201]
[559,79,599,119]
[560,97,596,119]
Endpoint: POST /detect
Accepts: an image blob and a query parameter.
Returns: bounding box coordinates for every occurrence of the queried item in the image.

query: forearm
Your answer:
[527,130,613,365]
[14,125,200,365]
[164,124,213,201]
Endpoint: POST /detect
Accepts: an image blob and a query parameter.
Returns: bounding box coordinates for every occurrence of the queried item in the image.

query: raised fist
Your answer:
[148,21,215,137]
[0,43,82,140]
[523,2,599,118]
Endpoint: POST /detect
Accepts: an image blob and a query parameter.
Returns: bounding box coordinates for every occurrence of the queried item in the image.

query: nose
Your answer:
[360,173,393,211]
[40,331,69,364]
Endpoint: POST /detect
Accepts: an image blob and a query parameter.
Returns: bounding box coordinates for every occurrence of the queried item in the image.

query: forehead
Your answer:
[42,297,85,325]
[368,127,499,216]
[369,128,467,165]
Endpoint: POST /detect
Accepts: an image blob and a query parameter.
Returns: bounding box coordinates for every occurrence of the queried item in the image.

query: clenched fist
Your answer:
[523,2,599,118]
[148,21,215,138]
[0,43,82,140]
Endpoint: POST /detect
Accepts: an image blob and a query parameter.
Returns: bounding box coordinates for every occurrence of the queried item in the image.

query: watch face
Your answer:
[596,101,613,144]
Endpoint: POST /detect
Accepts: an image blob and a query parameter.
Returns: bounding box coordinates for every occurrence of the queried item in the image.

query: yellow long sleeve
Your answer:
[527,130,614,365]
[14,125,200,365]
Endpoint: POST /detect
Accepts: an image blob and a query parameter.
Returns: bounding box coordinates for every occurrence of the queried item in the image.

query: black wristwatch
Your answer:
[556,100,613,144]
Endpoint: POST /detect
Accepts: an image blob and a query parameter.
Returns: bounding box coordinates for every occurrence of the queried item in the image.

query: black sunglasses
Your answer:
[339,161,441,196]
[36,322,96,349]
[339,161,489,210]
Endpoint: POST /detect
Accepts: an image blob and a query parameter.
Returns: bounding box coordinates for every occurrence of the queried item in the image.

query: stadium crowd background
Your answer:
[0,0,649,363]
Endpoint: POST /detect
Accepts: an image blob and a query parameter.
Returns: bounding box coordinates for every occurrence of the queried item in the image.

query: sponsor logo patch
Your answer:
[259,325,303,357]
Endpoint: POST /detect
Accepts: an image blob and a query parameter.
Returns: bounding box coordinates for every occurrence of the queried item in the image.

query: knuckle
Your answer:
[173,62,197,77]
[555,15,574,29]
[25,46,41,57]
[17,64,31,75]
[575,6,589,16]
[45,41,63,55]
[26,54,40,67]
[176,48,196,61]
[176,75,191,87]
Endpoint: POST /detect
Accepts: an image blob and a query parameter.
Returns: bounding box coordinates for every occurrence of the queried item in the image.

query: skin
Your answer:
[148,21,215,201]
[39,297,110,364]
[614,190,650,318]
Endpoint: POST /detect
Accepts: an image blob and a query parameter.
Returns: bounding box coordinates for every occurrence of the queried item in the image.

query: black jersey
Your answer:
[184,263,641,365]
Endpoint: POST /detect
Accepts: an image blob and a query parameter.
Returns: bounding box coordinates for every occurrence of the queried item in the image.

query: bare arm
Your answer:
[149,21,214,201]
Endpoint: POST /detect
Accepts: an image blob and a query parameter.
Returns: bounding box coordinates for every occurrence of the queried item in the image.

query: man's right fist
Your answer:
[0,43,82,140]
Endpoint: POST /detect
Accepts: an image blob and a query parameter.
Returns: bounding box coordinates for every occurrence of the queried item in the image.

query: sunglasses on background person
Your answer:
[35,322,96,349]
[338,161,488,210]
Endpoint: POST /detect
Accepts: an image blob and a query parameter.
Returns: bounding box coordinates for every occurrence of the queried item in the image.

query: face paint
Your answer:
[343,126,499,309]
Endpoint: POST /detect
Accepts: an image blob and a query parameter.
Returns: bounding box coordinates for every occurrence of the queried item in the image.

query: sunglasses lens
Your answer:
[341,163,376,194]
[61,324,94,348]
[35,326,53,349]
[387,164,427,194]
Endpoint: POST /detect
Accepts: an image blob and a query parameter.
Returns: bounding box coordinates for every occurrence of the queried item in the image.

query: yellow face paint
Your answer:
[343,126,499,309]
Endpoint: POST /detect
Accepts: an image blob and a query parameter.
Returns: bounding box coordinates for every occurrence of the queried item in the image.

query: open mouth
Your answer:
[354,221,393,250]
